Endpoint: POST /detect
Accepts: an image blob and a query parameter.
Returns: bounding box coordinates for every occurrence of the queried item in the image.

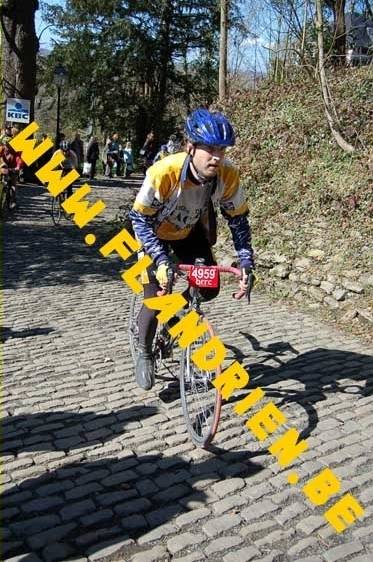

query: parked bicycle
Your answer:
[0,169,18,218]
[129,258,254,448]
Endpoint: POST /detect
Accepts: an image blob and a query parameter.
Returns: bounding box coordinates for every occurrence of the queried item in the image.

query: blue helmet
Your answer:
[185,108,235,147]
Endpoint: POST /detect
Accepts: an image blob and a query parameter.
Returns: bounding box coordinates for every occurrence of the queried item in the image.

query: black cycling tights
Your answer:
[137,224,220,349]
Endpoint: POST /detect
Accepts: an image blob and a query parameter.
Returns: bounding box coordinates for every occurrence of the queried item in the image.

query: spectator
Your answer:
[70,133,84,173]
[123,141,134,177]
[108,133,121,176]
[86,136,100,180]
[153,144,169,163]
[0,125,12,144]
[102,138,114,178]
[166,134,181,154]
[140,130,156,172]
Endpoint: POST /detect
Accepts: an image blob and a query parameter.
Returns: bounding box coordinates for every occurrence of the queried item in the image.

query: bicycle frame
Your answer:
[128,260,254,447]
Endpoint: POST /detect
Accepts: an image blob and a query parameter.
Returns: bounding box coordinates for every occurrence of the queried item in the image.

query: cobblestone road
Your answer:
[2,177,373,562]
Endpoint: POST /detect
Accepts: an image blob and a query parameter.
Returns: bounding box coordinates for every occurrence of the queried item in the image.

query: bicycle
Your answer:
[51,190,70,226]
[50,168,76,226]
[0,169,18,218]
[129,258,254,448]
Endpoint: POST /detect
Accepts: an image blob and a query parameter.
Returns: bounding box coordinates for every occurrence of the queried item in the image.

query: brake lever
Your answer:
[246,272,255,304]
[232,270,255,303]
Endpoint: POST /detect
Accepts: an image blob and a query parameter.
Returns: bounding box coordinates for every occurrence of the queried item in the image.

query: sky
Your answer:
[36,0,65,50]
[35,0,274,76]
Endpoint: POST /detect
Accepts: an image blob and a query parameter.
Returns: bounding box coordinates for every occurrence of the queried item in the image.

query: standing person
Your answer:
[140,130,156,172]
[166,134,181,154]
[123,141,134,177]
[70,133,84,174]
[109,133,121,176]
[86,136,100,180]
[129,108,255,390]
[0,125,12,144]
[102,138,114,178]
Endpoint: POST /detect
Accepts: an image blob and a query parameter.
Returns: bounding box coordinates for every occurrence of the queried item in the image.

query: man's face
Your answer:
[190,143,226,179]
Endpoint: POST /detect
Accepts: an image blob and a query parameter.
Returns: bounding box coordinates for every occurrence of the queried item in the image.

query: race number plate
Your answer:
[188,265,219,289]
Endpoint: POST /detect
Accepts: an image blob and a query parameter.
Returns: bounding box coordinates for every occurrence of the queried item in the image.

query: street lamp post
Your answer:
[53,63,68,149]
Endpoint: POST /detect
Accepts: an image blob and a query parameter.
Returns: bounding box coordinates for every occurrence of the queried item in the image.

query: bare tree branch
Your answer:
[315,0,355,152]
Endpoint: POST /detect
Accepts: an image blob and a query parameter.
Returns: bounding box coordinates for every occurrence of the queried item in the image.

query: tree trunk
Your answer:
[219,0,228,101]
[155,0,173,139]
[1,0,39,122]
[334,0,346,63]
[315,0,354,152]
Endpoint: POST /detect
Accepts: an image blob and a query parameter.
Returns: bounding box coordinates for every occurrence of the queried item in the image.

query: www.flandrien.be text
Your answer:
[10,122,365,534]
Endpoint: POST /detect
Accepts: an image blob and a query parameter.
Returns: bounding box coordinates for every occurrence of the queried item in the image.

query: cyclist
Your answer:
[53,140,78,197]
[0,142,24,210]
[129,108,255,391]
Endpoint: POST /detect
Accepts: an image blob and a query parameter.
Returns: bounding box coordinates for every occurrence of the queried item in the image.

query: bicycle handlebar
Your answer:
[157,264,254,304]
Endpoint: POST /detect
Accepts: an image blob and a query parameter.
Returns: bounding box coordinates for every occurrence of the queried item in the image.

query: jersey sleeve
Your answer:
[130,161,179,265]
[128,209,169,266]
[218,161,254,268]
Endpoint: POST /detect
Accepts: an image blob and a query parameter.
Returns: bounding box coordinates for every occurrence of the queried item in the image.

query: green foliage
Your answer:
[39,0,221,146]
[228,66,372,270]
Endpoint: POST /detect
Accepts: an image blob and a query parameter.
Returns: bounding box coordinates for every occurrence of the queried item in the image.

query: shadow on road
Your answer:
[3,183,138,290]
[2,406,159,458]
[3,429,263,560]
[1,326,55,342]
[226,333,373,440]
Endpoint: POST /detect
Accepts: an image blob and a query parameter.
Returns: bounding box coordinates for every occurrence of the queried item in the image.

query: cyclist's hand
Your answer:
[156,262,176,290]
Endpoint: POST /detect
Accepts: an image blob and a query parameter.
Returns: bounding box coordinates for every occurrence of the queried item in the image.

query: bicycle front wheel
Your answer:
[51,196,62,225]
[180,315,222,448]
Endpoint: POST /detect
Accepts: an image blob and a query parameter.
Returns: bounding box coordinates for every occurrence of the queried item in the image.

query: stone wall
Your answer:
[215,239,372,329]
[255,249,372,326]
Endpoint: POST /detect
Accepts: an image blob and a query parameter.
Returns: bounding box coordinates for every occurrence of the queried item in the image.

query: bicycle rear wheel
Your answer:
[180,315,222,448]
[51,196,62,225]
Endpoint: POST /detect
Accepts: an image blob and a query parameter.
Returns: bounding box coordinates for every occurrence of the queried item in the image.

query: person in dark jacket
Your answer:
[108,133,121,176]
[86,136,100,180]
[70,133,84,173]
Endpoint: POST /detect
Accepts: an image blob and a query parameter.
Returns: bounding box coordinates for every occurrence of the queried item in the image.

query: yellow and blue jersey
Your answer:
[129,152,254,268]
